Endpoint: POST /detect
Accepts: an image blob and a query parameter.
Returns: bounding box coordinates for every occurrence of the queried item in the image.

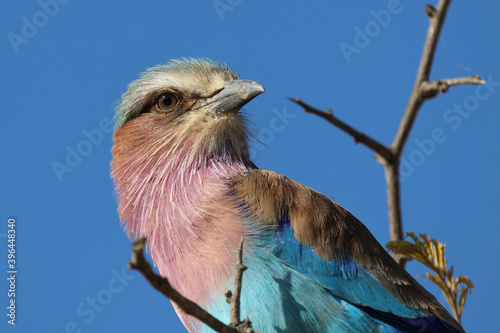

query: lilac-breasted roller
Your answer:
[111,58,465,333]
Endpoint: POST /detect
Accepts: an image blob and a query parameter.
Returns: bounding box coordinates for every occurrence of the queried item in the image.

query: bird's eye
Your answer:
[156,93,178,112]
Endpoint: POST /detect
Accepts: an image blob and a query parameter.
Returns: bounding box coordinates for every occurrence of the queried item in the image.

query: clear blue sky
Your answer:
[2,1,499,332]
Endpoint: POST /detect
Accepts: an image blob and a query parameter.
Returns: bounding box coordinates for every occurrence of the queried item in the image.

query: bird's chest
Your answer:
[144,171,247,306]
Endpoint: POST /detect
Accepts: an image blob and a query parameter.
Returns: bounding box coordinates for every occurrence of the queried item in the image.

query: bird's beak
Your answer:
[204,80,265,115]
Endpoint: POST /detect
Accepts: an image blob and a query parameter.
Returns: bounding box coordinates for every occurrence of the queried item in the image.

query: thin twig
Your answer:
[228,238,248,326]
[287,97,393,162]
[421,75,485,98]
[291,0,484,267]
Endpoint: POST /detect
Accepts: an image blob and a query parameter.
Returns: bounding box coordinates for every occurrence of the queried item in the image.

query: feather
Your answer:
[230,169,465,333]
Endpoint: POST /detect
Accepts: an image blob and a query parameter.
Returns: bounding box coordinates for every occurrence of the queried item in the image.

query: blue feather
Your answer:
[206,243,401,333]
[199,218,462,332]
[271,219,425,318]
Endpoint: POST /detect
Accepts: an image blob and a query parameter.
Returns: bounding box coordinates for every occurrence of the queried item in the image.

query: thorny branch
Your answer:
[290,0,484,267]
[129,238,260,333]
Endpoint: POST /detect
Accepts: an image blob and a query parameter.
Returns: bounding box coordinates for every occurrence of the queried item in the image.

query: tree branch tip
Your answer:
[132,237,147,250]
[287,97,311,113]
[425,4,436,18]
[420,75,486,99]
[461,74,485,85]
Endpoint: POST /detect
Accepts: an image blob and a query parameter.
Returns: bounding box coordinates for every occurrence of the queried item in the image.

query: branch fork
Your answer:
[290,0,484,267]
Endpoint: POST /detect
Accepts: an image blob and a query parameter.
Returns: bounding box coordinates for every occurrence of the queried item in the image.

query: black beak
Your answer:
[205,80,265,115]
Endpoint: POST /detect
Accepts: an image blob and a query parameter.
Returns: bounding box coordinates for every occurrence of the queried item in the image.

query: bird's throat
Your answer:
[111,116,251,305]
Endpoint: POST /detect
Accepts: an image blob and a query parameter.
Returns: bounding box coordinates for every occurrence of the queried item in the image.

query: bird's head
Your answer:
[112,58,264,168]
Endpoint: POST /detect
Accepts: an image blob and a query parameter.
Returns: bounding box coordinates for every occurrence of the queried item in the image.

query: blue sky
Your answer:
[2,1,499,332]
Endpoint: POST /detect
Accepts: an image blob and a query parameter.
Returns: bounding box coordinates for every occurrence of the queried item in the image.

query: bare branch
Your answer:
[291,0,485,268]
[129,238,260,333]
[421,75,485,98]
[392,0,453,156]
[228,238,248,326]
[288,97,393,162]
[383,161,402,240]
[387,0,483,266]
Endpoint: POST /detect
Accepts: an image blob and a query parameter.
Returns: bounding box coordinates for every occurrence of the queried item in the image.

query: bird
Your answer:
[111,58,465,333]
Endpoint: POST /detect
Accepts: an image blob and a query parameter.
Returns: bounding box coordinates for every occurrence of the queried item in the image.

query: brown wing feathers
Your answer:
[230,169,461,330]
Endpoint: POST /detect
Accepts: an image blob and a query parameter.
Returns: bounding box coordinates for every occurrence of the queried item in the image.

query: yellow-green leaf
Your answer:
[385,231,473,325]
